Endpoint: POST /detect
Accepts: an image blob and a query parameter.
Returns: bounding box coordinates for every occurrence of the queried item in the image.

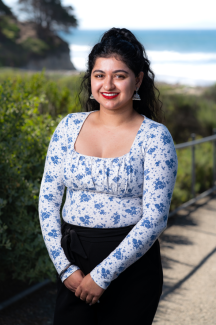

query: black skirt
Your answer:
[53,223,163,325]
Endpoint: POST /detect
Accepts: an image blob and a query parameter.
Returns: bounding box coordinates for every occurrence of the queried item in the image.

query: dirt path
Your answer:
[154,193,216,325]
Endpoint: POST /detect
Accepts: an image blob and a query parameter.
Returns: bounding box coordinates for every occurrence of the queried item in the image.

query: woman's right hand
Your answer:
[64,269,85,292]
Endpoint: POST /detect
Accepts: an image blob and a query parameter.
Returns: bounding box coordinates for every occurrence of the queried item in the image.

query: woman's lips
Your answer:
[101,92,120,99]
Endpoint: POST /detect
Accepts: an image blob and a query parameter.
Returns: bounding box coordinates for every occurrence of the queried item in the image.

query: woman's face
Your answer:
[91,56,143,111]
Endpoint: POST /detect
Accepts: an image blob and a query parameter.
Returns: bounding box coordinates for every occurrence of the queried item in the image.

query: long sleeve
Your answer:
[38,117,80,282]
[90,124,178,289]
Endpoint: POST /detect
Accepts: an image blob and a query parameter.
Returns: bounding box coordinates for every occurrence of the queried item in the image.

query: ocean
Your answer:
[59,29,216,86]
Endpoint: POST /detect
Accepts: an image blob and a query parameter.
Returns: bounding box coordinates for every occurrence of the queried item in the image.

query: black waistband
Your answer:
[60,222,135,278]
[61,222,135,239]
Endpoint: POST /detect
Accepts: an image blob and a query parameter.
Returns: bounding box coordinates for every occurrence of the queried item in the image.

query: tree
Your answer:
[0,0,13,16]
[18,0,78,32]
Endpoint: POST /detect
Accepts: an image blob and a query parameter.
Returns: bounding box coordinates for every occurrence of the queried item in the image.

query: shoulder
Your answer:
[142,118,177,166]
[50,112,89,145]
[62,112,89,128]
[143,116,174,144]
[141,117,176,158]
[54,112,90,133]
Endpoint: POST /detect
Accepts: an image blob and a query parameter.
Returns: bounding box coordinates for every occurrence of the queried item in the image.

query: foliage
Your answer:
[0,0,77,68]
[0,72,81,282]
[18,0,78,32]
[170,137,214,211]
[158,84,216,209]
[22,37,49,55]
[204,84,216,102]
[0,16,19,40]
[159,87,216,143]
[0,0,12,16]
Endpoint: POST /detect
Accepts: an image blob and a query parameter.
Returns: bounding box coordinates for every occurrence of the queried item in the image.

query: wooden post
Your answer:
[191,133,196,198]
[213,128,216,186]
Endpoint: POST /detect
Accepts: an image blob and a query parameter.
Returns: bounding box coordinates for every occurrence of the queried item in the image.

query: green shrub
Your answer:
[159,84,216,210]
[160,92,216,143]
[22,38,49,55]
[0,16,20,41]
[0,75,69,282]
[171,138,214,211]
[0,71,82,116]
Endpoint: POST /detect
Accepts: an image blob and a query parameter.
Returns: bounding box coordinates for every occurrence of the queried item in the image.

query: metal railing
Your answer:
[169,128,216,218]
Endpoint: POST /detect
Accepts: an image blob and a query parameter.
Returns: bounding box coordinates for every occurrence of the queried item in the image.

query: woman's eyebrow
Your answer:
[113,70,129,74]
[93,69,104,73]
[93,69,129,74]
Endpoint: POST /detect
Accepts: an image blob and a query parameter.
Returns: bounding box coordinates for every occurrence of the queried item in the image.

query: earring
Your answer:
[132,88,141,101]
[90,94,94,99]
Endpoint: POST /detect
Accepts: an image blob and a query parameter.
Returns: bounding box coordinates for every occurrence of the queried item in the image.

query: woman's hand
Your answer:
[75,274,105,305]
[64,269,85,292]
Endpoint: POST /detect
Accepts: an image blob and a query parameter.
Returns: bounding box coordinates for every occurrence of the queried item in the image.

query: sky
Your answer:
[4,0,216,29]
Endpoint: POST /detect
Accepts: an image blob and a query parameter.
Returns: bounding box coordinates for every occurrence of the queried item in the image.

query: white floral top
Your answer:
[39,111,178,289]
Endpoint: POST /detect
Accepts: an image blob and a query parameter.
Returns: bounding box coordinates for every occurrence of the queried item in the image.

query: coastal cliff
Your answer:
[0,17,75,70]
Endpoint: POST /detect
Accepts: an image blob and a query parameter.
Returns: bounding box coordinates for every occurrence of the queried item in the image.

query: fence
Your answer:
[169,128,216,217]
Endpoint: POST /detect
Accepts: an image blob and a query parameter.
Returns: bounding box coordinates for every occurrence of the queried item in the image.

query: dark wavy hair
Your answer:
[79,27,163,122]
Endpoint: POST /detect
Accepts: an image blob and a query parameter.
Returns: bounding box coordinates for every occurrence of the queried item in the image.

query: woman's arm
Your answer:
[38,116,80,282]
[89,124,178,289]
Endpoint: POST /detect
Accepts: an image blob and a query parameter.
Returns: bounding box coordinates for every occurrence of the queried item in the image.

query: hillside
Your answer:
[0,15,75,70]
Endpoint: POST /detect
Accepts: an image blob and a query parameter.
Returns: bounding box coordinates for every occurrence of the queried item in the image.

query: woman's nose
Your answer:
[103,76,115,90]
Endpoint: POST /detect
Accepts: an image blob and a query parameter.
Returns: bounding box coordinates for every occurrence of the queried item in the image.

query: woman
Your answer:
[39,28,178,325]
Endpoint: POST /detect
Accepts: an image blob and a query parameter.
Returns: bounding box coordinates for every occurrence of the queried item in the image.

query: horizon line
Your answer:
[71,28,216,31]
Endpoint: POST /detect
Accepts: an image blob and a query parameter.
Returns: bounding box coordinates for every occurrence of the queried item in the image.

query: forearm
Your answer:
[38,116,80,276]
[90,210,167,289]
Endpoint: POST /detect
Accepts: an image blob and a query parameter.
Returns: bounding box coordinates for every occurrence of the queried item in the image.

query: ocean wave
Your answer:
[69,44,216,85]
[153,63,216,85]
[70,44,92,52]
[70,44,216,62]
[147,51,216,63]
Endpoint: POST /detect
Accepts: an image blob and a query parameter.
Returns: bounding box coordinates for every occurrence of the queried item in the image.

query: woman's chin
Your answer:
[100,102,120,110]
[99,100,131,111]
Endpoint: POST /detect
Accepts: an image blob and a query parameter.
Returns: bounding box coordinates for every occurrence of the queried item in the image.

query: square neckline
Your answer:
[73,110,146,160]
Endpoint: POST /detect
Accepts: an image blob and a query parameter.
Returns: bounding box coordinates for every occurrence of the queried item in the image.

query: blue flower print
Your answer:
[79,215,90,225]
[112,212,120,225]
[160,132,171,145]
[51,156,60,165]
[113,249,123,260]
[52,133,59,142]
[101,268,111,279]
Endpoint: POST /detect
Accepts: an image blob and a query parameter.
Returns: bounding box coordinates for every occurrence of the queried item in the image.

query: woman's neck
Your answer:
[97,106,138,128]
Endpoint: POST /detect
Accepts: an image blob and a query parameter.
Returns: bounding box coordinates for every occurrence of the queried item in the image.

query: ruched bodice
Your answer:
[63,111,145,197]
[65,150,144,197]
[39,111,178,288]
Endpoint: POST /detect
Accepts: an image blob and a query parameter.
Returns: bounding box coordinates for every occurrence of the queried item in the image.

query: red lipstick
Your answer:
[101,92,120,99]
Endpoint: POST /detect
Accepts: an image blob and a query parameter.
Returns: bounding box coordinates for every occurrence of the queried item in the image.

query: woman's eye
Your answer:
[95,74,104,78]
[115,74,125,79]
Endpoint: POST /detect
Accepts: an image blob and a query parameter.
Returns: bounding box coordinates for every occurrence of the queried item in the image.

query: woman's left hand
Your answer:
[75,274,105,305]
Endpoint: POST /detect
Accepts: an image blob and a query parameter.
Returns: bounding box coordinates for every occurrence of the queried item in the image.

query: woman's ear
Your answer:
[135,71,144,89]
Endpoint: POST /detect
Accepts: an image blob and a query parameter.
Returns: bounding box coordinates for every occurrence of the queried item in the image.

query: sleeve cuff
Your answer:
[60,265,80,282]
[90,269,111,290]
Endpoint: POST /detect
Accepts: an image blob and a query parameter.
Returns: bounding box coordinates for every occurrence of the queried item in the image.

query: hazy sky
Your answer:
[4,0,216,29]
